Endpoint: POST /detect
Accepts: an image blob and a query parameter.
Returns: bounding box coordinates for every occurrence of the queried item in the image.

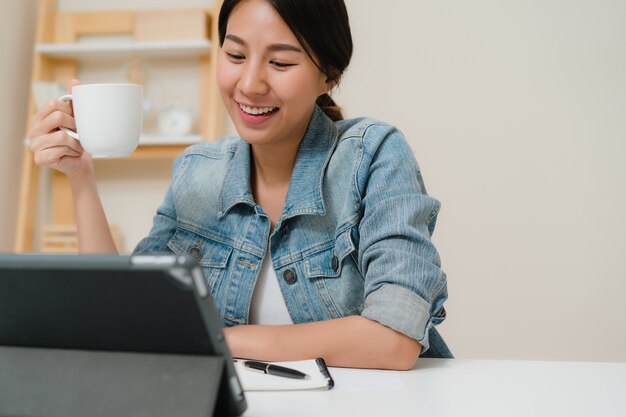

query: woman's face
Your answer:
[217,0,329,148]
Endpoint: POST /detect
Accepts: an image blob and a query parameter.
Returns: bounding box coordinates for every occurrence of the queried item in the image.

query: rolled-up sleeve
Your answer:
[357,124,448,353]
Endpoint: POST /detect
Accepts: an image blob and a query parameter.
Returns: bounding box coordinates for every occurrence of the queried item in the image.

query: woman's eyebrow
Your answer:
[267,43,302,53]
[224,34,302,53]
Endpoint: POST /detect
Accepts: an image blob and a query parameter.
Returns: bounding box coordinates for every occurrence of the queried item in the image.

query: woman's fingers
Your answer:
[33,146,81,167]
[30,130,83,155]
[67,79,80,115]
[28,80,88,175]
[30,99,73,127]
[29,109,77,139]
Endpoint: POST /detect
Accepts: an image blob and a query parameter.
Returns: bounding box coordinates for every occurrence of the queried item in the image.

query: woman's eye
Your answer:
[226,52,245,61]
[271,61,295,69]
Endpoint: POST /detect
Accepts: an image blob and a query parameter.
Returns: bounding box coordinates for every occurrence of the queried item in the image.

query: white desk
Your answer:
[243,359,626,417]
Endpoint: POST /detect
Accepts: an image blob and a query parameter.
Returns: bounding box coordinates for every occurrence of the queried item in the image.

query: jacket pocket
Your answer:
[304,229,356,279]
[303,229,362,319]
[167,227,232,291]
[167,228,231,267]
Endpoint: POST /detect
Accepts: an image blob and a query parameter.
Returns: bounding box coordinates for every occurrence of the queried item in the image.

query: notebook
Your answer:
[234,358,334,391]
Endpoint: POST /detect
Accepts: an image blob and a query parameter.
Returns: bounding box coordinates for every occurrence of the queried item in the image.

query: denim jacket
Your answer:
[135,106,451,357]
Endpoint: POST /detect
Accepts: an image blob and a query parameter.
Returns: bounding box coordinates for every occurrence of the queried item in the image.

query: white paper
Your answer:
[234,359,332,391]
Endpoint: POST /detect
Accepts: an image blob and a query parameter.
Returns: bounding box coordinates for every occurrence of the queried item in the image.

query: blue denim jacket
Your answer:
[135,106,451,357]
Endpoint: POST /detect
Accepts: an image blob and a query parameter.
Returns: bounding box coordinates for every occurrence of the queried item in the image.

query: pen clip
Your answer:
[243,366,267,374]
[243,360,270,374]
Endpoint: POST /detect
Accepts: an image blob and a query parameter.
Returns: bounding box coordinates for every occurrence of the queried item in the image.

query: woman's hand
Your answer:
[28,79,93,180]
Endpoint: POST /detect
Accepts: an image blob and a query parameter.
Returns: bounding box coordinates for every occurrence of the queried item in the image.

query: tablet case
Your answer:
[0,253,247,417]
[0,347,224,417]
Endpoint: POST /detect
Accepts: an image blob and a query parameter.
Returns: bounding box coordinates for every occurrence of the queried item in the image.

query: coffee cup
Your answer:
[59,83,143,158]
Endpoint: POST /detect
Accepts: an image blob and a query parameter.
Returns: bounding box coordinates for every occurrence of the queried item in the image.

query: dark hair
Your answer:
[218,0,353,121]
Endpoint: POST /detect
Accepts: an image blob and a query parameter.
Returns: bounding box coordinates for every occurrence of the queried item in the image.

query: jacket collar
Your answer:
[219,105,337,220]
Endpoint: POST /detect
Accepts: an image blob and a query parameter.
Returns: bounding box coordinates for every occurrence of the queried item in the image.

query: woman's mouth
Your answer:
[236,102,279,124]
[238,103,278,115]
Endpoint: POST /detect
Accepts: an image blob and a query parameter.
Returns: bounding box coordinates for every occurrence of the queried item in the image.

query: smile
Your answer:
[237,102,278,116]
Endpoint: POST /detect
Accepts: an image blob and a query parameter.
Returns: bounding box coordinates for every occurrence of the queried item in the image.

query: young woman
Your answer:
[27,0,451,369]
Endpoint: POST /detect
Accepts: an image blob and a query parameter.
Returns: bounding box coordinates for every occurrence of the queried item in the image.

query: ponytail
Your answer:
[317,93,344,122]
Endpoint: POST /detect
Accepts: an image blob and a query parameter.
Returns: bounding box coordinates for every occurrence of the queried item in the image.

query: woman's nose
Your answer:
[239,64,269,97]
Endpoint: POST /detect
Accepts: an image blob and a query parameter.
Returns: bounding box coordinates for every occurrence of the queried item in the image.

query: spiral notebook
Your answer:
[233,358,334,391]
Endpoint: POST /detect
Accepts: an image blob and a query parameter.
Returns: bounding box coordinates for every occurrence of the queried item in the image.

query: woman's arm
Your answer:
[224,316,422,370]
[28,79,117,254]
[69,172,117,253]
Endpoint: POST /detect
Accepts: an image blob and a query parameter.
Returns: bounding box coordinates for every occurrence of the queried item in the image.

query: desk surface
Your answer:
[243,358,626,417]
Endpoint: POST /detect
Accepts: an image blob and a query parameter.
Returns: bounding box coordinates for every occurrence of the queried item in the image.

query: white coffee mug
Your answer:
[59,83,143,158]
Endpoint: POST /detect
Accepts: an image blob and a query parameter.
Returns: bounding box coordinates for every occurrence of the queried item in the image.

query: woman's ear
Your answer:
[325,66,342,93]
[325,78,338,93]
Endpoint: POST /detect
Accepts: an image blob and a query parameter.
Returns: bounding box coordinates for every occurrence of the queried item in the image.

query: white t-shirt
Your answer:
[248,250,293,325]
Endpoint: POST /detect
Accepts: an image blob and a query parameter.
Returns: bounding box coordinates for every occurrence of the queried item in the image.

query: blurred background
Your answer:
[1,0,624,362]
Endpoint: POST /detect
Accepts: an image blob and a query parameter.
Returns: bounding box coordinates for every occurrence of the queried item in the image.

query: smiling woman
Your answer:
[27,0,451,370]
[216,0,335,153]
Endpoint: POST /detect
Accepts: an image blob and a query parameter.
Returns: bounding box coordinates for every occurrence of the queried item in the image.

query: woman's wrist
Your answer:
[67,164,96,192]
[224,324,281,359]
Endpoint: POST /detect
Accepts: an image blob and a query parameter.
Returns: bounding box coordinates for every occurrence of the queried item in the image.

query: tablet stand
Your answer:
[0,346,226,417]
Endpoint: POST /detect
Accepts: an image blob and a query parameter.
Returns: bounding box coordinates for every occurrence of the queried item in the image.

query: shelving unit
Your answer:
[14,0,226,253]
[35,39,212,60]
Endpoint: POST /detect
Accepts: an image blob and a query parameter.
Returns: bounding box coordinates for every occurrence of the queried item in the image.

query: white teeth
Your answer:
[239,103,276,115]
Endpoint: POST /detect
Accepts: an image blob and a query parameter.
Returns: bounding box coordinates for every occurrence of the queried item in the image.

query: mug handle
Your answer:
[58,94,80,141]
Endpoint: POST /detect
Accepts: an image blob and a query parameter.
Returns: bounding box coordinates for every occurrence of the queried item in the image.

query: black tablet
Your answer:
[0,253,247,417]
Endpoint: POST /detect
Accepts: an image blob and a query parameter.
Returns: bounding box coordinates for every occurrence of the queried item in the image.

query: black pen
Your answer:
[243,360,310,380]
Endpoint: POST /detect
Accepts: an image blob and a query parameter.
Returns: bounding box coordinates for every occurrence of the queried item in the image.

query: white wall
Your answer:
[339,0,626,362]
[1,0,624,362]
[0,0,38,251]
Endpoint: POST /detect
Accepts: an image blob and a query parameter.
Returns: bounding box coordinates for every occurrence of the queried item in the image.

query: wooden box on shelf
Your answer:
[134,10,209,42]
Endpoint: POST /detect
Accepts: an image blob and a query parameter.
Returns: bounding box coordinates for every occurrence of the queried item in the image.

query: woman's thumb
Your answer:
[66,79,81,113]
[67,79,81,93]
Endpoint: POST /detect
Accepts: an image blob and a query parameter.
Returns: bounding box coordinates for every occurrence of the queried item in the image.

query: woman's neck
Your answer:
[250,139,301,226]
[251,138,300,187]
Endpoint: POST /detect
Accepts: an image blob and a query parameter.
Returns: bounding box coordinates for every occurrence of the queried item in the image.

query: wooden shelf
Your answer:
[139,134,204,146]
[35,39,211,61]
[126,145,190,160]
[22,134,205,149]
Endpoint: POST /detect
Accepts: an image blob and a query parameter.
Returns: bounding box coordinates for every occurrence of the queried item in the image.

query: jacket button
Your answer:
[282,269,297,285]
[188,246,202,261]
[332,254,339,272]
